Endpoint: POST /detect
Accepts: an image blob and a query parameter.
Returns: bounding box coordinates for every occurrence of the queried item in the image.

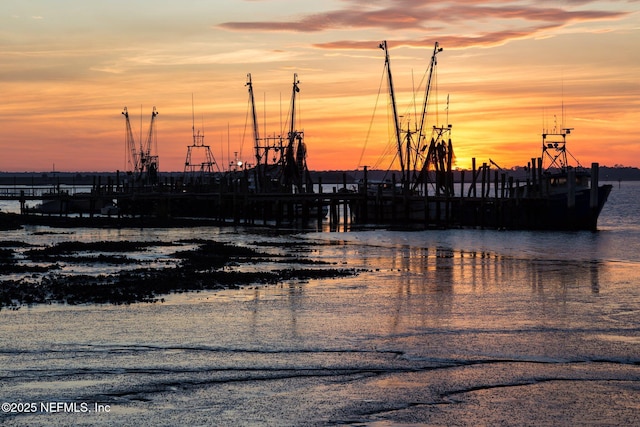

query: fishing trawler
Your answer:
[354,40,611,230]
[244,73,327,219]
[503,127,612,230]
[355,40,454,222]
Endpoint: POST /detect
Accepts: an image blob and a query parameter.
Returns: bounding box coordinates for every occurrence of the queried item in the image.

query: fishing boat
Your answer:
[355,40,453,223]
[353,40,612,231]
[244,73,328,220]
[502,127,612,230]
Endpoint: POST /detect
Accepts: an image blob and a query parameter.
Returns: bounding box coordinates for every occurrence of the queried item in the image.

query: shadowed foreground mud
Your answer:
[0,239,356,308]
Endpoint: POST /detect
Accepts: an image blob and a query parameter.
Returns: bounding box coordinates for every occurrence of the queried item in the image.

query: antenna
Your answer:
[139,104,143,154]
[191,93,196,144]
[561,72,565,130]
[446,94,450,126]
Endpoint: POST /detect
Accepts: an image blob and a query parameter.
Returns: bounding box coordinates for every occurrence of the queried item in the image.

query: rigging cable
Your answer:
[239,95,252,165]
[356,66,387,171]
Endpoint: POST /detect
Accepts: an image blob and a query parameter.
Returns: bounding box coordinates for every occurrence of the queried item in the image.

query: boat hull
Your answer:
[354,184,613,231]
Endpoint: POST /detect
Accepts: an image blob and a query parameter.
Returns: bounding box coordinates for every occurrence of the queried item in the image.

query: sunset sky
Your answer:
[0,0,638,173]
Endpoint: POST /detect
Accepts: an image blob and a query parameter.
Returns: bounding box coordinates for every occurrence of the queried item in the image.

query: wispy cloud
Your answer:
[218,0,629,49]
[314,25,562,50]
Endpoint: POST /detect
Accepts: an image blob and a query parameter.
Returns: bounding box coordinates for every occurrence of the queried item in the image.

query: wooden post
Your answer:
[317,177,323,228]
[391,173,397,222]
[590,163,599,210]
[472,158,477,197]
[376,184,383,222]
[275,199,282,227]
[362,166,368,223]
[537,157,543,190]
[331,188,339,231]
[343,173,348,229]
[590,162,599,230]
[480,163,487,227]
[481,163,487,198]
[424,163,429,227]
[567,168,576,228]
[19,190,25,214]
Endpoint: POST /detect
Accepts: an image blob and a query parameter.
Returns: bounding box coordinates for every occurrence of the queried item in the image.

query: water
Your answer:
[1,182,639,426]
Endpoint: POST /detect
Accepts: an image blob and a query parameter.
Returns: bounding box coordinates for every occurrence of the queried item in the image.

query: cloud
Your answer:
[217,0,629,49]
[314,25,560,50]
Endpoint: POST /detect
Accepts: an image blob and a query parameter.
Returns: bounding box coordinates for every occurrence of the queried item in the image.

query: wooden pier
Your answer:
[0,161,611,231]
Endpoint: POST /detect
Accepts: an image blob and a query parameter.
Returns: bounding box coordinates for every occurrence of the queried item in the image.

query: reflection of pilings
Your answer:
[590,261,600,294]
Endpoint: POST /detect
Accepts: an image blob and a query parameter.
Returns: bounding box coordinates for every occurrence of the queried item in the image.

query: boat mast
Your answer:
[288,74,300,144]
[281,74,303,191]
[141,107,159,184]
[379,41,405,185]
[418,42,443,152]
[246,73,263,192]
[246,74,261,167]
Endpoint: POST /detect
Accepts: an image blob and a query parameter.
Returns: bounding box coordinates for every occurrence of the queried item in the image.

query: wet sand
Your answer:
[1,195,640,425]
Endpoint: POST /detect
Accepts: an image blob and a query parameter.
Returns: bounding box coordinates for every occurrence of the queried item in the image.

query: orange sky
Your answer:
[0,1,638,173]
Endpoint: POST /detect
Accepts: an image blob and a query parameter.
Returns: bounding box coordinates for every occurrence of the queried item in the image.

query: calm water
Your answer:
[1,182,639,426]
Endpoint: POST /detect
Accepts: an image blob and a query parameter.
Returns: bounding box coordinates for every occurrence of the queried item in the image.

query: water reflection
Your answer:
[237,235,608,342]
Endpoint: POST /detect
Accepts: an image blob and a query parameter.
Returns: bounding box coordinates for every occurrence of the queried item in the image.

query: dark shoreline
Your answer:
[0,219,358,309]
[0,211,233,231]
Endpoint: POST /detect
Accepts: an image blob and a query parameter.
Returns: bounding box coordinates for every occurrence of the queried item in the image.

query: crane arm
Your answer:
[143,107,158,162]
[122,107,140,173]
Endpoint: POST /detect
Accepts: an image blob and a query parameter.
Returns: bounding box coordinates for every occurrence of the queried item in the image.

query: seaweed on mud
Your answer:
[0,239,358,309]
[174,240,274,270]
[0,240,35,248]
[0,247,59,274]
[25,240,178,259]
[0,248,14,261]
[0,264,58,274]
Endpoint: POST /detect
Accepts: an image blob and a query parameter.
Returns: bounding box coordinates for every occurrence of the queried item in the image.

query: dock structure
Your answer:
[1,159,611,232]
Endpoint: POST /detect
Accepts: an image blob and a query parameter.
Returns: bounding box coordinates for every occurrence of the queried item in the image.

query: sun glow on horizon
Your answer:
[0,1,637,172]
